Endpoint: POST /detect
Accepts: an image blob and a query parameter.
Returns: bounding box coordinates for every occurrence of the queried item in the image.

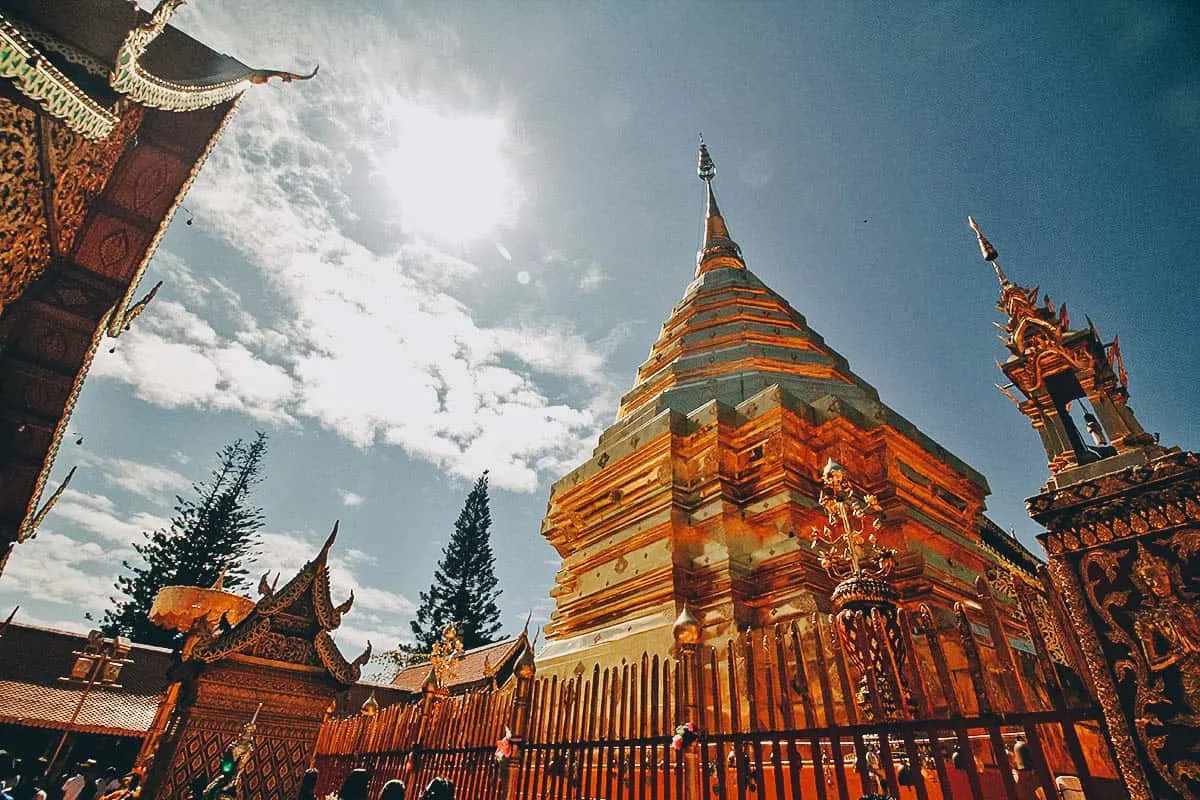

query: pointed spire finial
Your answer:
[319,520,340,561]
[694,136,745,277]
[697,133,716,181]
[968,216,1008,284]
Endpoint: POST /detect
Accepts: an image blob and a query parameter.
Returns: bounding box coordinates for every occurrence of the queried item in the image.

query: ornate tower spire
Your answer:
[695,136,745,277]
[968,216,1007,284]
[970,218,1159,483]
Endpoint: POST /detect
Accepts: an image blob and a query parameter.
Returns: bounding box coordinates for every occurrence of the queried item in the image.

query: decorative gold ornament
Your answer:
[110,0,317,113]
[428,622,465,693]
[810,459,893,582]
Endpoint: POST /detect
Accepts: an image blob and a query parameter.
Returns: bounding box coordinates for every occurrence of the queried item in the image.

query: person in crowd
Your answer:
[60,764,88,800]
[337,769,371,800]
[378,780,405,800]
[296,769,319,800]
[74,765,100,800]
[98,774,138,800]
[97,770,119,797]
[418,778,453,800]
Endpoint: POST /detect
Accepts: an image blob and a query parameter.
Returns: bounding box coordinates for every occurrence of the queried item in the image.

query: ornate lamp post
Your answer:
[46,630,133,776]
[428,622,465,696]
[809,459,907,718]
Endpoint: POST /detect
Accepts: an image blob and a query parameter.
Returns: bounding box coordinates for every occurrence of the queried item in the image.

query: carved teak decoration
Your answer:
[810,459,908,718]
[0,0,314,575]
[977,218,1200,800]
[140,523,369,800]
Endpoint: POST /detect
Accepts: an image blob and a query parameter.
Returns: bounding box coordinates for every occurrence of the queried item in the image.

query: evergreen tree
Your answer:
[410,471,503,651]
[98,433,268,646]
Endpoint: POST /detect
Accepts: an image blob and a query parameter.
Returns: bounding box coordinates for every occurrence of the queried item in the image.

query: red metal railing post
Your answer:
[672,604,703,800]
[505,643,536,800]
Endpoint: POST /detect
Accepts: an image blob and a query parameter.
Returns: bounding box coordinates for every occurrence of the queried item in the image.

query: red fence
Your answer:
[316,579,1121,799]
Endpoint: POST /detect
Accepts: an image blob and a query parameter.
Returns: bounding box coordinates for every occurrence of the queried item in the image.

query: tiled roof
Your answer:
[391,637,524,694]
[0,681,159,736]
[333,680,412,718]
[0,623,172,737]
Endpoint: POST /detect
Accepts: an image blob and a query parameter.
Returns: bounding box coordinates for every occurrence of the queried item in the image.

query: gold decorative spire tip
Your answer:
[967,216,1007,284]
[697,134,715,181]
[694,135,744,276]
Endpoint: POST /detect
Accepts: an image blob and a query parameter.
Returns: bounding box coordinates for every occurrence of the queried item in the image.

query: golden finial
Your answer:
[672,604,702,647]
[968,216,1007,284]
[697,133,716,181]
[360,691,379,717]
[694,135,744,276]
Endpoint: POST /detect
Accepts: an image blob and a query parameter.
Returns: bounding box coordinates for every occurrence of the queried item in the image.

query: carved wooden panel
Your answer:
[12,310,93,371]
[72,212,150,282]
[48,104,144,257]
[0,361,73,417]
[0,463,37,518]
[142,104,231,157]
[108,144,190,222]
[0,98,51,308]
[1070,529,1200,800]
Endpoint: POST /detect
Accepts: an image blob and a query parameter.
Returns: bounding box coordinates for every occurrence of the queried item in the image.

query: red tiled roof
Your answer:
[0,623,172,737]
[391,637,523,694]
[0,681,159,736]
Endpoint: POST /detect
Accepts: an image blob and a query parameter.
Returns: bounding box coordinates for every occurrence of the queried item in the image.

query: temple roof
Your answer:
[0,622,171,737]
[390,635,528,695]
[3,0,255,84]
[1,0,314,132]
[190,524,371,686]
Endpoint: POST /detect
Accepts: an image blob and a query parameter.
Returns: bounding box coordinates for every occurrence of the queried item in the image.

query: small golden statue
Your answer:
[428,623,465,694]
[201,704,261,800]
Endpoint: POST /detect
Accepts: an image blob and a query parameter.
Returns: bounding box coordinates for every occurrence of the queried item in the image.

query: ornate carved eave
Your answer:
[110,0,316,113]
[0,13,118,139]
[16,307,113,543]
[192,523,370,685]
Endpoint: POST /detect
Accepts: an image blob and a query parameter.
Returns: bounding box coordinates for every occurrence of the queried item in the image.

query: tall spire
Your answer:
[967,216,1007,285]
[696,136,746,277]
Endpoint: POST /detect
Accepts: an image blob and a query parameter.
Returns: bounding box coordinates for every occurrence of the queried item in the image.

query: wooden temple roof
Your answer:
[189,524,372,686]
[390,635,529,695]
[0,0,312,570]
[0,622,171,737]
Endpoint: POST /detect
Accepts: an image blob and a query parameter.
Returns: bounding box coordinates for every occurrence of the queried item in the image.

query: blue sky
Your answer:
[2,1,1197,667]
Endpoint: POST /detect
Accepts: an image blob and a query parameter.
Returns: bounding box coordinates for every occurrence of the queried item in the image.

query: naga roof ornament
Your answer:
[0,13,119,139]
[695,135,746,276]
[189,521,372,685]
[968,216,1070,359]
[111,0,318,113]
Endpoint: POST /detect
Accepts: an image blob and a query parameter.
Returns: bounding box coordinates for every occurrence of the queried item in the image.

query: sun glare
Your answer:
[381,104,520,244]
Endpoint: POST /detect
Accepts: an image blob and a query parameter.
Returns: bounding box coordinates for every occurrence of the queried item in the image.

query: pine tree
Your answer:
[410,471,503,651]
[98,433,268,646]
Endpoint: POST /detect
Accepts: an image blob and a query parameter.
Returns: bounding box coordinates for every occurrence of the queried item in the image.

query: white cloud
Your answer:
[337,489,365,507]
[578,262,606,292]
[48,490,171,544]
[0,532,122,613]
[93,301,299,427]
[103,458,192,501]
[91,3,614,493]
[257,530,415,618]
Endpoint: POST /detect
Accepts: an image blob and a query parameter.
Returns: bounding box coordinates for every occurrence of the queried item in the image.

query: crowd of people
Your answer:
[0,754,138,800]
[303,769,455,800]
[1,752,457,800]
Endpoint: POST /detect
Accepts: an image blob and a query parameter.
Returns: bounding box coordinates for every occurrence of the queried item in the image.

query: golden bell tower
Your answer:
[973,218,1200,800]
[535,141,1041,674]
